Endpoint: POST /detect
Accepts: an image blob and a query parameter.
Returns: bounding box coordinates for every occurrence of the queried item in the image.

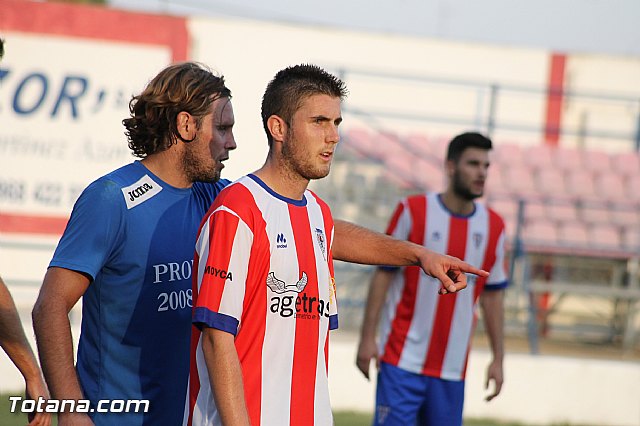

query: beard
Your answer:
[182,142,219,183]
[452,170,482,201]
[281,131,330,181]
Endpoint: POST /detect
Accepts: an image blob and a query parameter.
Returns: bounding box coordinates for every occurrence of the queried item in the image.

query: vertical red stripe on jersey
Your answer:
[382,196,426,365]
[475,210,504,296]
[198,212,240,312]
[288,204,320,425]
[226,186,269,426]
[423,216,467,376]
[385,202,406,235]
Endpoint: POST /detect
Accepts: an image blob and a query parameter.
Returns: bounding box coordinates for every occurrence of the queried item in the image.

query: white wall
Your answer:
[329,332,640,426]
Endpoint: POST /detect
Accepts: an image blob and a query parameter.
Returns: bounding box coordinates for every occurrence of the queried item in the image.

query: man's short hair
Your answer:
[261,64,347,145]
[446,132,493,162]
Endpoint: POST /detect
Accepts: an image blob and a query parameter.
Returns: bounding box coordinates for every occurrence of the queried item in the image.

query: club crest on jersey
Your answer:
[431,231,441,242]
[266,272,307,294]
[473,232,483,248]
[121,175,162,209]
[315,228,326,260]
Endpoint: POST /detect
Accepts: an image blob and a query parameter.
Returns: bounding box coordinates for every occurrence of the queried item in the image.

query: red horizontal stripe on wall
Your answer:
[0,213,68,236]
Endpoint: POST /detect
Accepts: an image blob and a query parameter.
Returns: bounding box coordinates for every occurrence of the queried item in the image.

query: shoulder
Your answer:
[306,189,331,210]
[484,204,506,230]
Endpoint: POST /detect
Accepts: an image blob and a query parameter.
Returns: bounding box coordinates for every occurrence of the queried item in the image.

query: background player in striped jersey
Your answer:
[356,132,507,426]
[185,66,488,426]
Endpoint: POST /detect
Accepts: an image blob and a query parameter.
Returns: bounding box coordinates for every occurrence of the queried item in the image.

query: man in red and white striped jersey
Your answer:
[184,66,489,426]
[357,132,508,426]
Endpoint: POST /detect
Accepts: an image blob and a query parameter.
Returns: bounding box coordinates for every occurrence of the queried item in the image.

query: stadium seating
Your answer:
[338,126,640,255]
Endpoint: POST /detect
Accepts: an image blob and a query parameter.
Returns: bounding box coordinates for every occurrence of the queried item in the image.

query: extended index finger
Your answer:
[456,261,489,277]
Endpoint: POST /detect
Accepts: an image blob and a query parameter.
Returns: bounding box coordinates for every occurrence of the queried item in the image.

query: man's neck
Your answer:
[141,150,191,189]
[253,159,309,201]
[439,190,475,216]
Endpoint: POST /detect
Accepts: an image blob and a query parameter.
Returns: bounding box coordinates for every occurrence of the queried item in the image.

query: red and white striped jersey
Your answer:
[184,174,338,426]
[379,192,507,381]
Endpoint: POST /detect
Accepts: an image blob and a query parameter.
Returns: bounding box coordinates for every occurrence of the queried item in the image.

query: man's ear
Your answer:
[445,159,456,178]
[267,115,287,144]
[176,111,196,142]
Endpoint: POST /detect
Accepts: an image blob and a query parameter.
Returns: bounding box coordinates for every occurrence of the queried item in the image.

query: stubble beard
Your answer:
[281,132,330,181]
[452,170,481,201]
[182,141,219,183]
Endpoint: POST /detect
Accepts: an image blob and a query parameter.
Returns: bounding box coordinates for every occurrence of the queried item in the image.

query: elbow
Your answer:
[31,295,46,328]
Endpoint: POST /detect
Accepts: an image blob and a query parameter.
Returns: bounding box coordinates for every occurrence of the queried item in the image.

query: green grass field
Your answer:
[1,394,590,426]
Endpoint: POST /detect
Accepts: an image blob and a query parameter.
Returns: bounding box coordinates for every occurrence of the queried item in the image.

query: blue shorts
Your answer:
[374,362,465,426]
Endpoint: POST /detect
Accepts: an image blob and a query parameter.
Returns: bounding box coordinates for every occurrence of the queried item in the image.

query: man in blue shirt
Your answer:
[32,62,483,426]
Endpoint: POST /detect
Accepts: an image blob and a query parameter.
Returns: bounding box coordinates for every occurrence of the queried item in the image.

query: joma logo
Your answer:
[128,183,153,201]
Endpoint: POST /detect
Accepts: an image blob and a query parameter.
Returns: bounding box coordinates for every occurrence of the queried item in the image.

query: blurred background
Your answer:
[1,0,639,425]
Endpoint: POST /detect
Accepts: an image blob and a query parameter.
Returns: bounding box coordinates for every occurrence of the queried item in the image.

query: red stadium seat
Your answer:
[564,169,597,201]
[622,225,640,251]
[545,201,579,224]
[612,151,640,178]
[582,150,612,174]
[594,174,626,202]
[553,147,584,173]
[494,143,524,167]
[523,218,558,246]
[405,133,432,158]
[610,205,639,227]
[525,144,554,170]
[502,164,538,197]
[557,221,589,247]
[535,168,568,198]
[625,175,640,203]
[588,223,622,250]
[411,158,444,191]
[581,205,611,225]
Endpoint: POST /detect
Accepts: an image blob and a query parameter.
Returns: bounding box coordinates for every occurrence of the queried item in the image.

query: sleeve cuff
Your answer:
[193,307,239,335]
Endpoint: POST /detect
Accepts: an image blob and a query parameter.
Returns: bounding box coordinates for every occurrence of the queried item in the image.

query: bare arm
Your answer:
[202,328,250,426]
[479,289,505,401]
[0,276,51,426]
[333,220,488,293]
[32,267,93,425]
[356,268,395,380]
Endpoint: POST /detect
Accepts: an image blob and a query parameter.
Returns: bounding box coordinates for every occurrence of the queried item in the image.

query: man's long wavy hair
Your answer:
[123,62,231,158]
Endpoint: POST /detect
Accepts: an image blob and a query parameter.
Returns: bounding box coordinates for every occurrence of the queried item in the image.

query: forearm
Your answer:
[203,328,249,426]
[0,281,41,383]
[333,220,422,266]
[480,290,505,361]
[32,297,84,401]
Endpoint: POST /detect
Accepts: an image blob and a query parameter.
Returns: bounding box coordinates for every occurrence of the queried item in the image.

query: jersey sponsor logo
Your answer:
[315,228,326,261]
[152,260,193,284]
[266,271,307,294]
[268,272,332,319]
[121,175,162,209]
[276,233,288,249]
[203,265,233,281]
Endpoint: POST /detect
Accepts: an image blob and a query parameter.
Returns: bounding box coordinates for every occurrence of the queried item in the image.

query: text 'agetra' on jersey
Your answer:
[378,192,508,381]
[186,174,337,426]
[49,160,229,426]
